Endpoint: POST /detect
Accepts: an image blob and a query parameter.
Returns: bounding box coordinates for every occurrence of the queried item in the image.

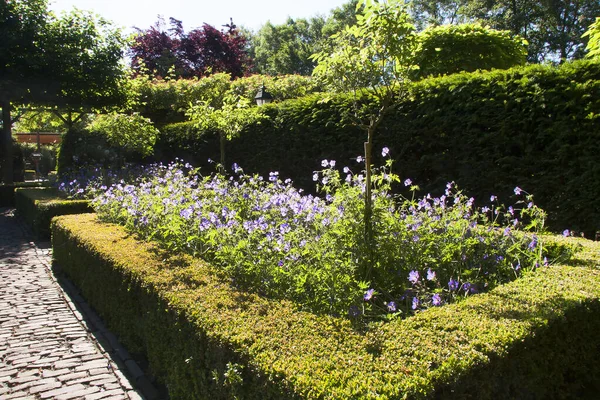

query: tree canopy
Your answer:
[1,0,127,183]
[129,17,251,79]
[249,0,361,76]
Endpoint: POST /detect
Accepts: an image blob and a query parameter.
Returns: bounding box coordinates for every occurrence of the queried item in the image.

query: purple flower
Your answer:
[329,160,336,167]
[179,207,193,220]
[514,187,522,195]
[408,270,420,284]
[562,229,570,237]
[343,166,350,173]
[356,155,364,163]
[503,227,511,236]
[404,178,412,187]
[387,301,397,312]
[426,268,436,281]
[448,278,459,291]
[312,173,318,182]
[278,260,284,267]
[432,293,442,306]
[321,159,329,167]
[412,297,420,310]
[490,195,497,202]
[381,147,390,157]
[364,289,375,301]
[528,235,538,251]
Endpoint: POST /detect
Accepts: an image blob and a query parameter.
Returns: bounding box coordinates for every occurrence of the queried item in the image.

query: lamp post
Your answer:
[254,84,273,106]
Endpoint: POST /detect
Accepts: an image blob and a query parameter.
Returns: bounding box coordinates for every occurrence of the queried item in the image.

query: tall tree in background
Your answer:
[252,17,325,75]
[1,0,126,183]
[129,17,251,79]
[249,0,361,76]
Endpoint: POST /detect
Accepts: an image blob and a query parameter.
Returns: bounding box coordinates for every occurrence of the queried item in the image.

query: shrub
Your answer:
[413,23,527,79]
[0,181,49,207]
[51,213,600,399]
[15,187,92,238]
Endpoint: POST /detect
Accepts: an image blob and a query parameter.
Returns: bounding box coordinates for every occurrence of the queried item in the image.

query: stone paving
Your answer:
[0,208,152,400]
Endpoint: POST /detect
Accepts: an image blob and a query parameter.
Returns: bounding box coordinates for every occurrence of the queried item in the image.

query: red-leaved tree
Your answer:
[129,17,251,79]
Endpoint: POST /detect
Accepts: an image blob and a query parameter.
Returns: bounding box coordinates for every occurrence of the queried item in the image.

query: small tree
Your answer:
[187,90,266,171]
[311,0,419,280]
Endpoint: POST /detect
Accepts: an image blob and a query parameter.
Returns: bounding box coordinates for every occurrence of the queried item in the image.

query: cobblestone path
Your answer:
[0,208,147,400]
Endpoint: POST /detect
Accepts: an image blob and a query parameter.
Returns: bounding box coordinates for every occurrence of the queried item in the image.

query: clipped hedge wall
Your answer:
[16,188,92,239]
[0,181,49,207]
[156,60,600,237]
[52,213,600,399]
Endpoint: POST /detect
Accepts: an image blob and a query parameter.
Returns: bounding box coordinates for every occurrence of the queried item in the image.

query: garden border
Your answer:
[52,213,600,399]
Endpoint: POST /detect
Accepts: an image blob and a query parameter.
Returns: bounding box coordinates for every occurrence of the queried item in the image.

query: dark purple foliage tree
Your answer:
[129,17,251,79]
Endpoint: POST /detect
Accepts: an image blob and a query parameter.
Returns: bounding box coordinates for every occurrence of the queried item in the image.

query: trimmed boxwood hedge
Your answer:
[0,181,49,207]
[52,213,600,399]
[155,60,600,237]
[16,188,92,239]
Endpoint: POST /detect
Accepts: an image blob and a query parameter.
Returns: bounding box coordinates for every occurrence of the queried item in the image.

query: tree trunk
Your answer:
[219,131,226,174]
[363,127,374,281]
[1,101,14,184]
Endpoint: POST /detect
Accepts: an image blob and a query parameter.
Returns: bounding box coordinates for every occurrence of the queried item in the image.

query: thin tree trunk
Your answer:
[219,131,226,173]
[1,101,14,184]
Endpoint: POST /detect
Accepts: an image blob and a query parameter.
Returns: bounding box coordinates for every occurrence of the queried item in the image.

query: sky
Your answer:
[48,0,350,33]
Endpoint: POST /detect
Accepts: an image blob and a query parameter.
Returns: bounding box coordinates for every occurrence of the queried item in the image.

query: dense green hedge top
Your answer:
[153,59,600,236]
[15,187,90,207]
[53,213,600,399]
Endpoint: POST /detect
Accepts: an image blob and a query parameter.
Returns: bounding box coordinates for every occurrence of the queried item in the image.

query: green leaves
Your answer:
[413,23,528,79]
[583,17,600,59]
[86,113,159,157]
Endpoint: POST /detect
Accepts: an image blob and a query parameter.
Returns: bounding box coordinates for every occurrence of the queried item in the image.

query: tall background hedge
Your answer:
[61,60,600,236]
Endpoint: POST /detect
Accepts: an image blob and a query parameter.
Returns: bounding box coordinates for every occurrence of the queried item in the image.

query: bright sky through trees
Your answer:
[49,0,349,33]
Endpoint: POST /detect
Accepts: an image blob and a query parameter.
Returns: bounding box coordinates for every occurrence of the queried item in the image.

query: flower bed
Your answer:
[88,159,573,319]
[51,213,600,399]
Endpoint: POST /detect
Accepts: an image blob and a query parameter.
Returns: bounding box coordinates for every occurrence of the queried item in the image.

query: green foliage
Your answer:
[0,181,48,207]
[86,113,158,158]
[252,18,325,76]
[92,160,563,318]
[409,0,600,62]
[583,17,600,59]
[15,187,91,238]
[52,213,600,399]
[413,23,527,79]
[156,60,600,237]
[1,1,127,183]
[187,92,267,166]
[41,9,128,114]
[127,73,318,126]
[248,1,361,76]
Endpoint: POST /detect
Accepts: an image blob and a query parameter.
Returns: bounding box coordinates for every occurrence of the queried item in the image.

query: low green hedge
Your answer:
[16,188,93,239]
[51,213,600,399]
[0,181,49,207]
